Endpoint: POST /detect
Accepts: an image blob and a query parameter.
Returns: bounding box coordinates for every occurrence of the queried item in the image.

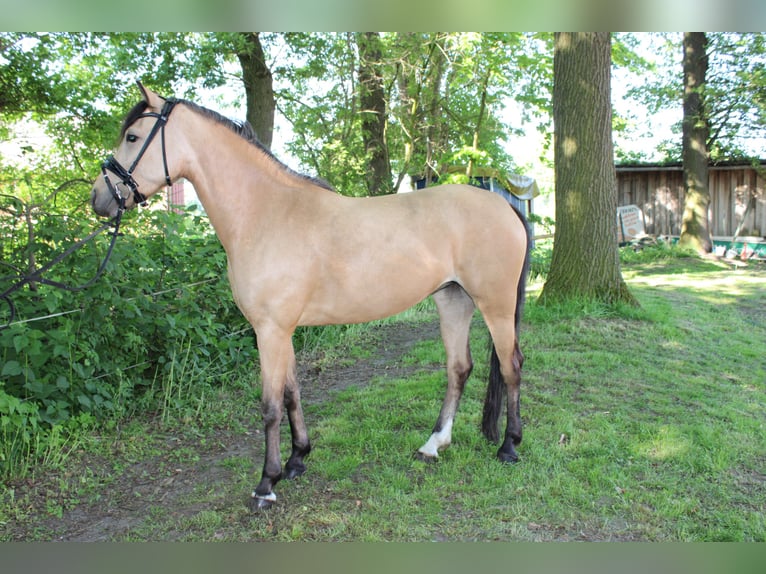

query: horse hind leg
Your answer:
[416,283,475,460]
[482,321,524,463]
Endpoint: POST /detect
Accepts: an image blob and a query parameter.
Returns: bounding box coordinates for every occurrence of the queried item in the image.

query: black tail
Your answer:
[481,203,531,443]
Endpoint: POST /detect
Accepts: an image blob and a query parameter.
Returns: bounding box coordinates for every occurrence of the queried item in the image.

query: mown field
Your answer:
[2,254,764,541]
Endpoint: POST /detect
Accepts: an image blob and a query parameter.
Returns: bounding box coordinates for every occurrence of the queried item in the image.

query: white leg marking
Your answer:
[417,420,453,458]
[252,491,277,502]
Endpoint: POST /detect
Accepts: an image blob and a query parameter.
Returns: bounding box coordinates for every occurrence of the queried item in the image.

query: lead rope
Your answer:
[0,209,124,331]
[2,98,177,330]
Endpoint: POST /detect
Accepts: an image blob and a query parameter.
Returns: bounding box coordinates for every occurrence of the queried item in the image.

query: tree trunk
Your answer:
[424,34,447,181]
[678,32,712,254]
[391,33,446,188]
[541,32,637,306]
[235,32,275,149]
[466,67,490,179]
[356,32,392,195]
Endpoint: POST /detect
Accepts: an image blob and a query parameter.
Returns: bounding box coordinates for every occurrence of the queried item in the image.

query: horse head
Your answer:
[91,82,178,218]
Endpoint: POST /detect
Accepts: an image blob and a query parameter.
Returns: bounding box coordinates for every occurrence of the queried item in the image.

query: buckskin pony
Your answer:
[91,82,531,510]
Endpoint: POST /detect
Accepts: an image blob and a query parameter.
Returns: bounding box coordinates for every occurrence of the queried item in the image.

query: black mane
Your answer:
[123,97,334,192]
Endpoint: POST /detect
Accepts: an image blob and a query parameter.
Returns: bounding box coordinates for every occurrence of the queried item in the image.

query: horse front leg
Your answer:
[250,329,296,510]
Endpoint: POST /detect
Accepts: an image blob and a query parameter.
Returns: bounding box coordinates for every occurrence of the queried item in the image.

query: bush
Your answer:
[0,383,40,478]
[529,240,553,280]
[1,207,257,467]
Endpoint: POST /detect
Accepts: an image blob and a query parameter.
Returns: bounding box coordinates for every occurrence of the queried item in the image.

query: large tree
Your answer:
[234,32,275,149]
[389,32,449,188]
[541,32,636,305]
[633,33,766,161]
[678,32,712,254]
[356,32,391,195]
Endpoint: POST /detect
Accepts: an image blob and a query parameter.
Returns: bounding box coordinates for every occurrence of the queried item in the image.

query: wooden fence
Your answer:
[616,161,766,239]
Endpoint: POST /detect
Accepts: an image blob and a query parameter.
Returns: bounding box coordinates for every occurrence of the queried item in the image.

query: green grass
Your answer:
[2,257,764,541]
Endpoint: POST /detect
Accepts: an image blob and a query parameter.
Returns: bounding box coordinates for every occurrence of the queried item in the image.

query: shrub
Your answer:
[0,383,40,478]
[529,240,553,280]
[1,207,256,466]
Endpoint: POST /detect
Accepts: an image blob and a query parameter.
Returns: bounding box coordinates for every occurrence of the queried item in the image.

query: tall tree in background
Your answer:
[541,32,636,305]
[277,33,368,194]
[678,32,712,254]
[356,32,391,195]
[628,32,766,161]
[234,33,275,149]
[390,33,449,188]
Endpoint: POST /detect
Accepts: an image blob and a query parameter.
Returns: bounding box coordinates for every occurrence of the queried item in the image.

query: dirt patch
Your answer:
[299,320,442,401]
[4,319,444,541]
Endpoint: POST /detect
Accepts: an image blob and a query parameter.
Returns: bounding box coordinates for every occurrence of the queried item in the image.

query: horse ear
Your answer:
[136,80,165,109]
[136,80,150,101]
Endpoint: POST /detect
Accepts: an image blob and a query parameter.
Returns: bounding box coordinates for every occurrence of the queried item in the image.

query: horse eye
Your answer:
[126,133,138,143]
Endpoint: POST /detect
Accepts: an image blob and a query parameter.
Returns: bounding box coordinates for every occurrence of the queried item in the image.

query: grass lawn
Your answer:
[247,256,765,541]
[2,256,764,541]
[264,258,764,541]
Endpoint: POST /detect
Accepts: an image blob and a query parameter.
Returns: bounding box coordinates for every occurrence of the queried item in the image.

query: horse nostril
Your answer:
[90,189,105,214]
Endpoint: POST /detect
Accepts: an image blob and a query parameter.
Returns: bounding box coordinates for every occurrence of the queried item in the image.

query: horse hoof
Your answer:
[413,450,438,463]
[497,449,519,464]
[285,465,306,480]
[249,491,276,511]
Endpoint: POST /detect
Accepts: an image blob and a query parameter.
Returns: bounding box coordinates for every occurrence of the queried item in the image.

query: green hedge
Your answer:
[1,208,256,431]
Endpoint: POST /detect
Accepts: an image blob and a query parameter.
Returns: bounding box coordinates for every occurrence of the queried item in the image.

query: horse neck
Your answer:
[174,109,313,249]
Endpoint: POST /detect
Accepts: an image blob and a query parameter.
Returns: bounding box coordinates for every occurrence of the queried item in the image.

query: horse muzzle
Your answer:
[102,156,148,209]
[91,157,149,218]
[90,184,118,218]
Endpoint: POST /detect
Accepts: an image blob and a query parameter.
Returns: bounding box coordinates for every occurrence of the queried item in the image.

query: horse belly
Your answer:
[299,243,452,326]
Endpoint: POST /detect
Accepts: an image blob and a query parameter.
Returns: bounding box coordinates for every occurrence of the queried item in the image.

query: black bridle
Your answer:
[101,97,178,211]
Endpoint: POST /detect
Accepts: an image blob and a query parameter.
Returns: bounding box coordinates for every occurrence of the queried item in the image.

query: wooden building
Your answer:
[616,161,766,240]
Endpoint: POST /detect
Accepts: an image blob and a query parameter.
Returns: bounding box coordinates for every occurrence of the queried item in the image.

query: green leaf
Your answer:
[12,335,29,354]
[56,376,70,391]
[2,361,22,377]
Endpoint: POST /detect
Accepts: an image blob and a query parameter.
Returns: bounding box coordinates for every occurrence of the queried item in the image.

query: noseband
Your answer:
[101,98,178,211]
